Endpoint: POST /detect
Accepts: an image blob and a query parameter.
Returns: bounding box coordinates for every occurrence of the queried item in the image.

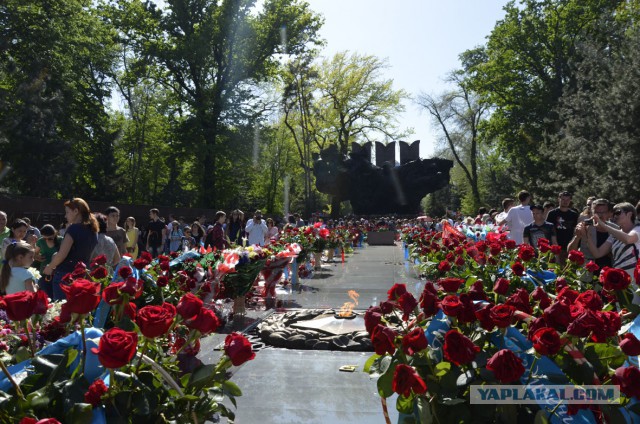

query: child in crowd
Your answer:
[0,241,37,295]
[35,224,63,274]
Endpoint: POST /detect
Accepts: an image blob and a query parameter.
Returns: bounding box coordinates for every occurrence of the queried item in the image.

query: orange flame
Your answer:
[338,290,359,317]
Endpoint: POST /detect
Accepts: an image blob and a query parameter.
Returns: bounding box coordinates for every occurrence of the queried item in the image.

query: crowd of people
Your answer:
[407,191,640,302]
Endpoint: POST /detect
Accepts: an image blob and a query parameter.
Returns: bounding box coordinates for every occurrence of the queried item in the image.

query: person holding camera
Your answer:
[569,198,615,269]
[245,210,268,246]
[584,202,640,298]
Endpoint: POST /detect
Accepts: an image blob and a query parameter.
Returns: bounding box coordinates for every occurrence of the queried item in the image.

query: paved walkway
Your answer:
[210,244,422,423]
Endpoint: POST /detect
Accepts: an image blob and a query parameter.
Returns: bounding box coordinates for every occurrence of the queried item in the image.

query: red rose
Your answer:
[556,287,579,305]
[601,311,621,338]
[489,243,502,256]
[454,255,465,267]
[3,291,37,322]
[503,239,517,250]
[550,245,562,255]
[490,304,515,328]
[91,255,107,267]
[59,302,72,324]
[401,327,428,356]
[186,308,220,335]
[475,303,495,331]
[437,260,451,273]
[61,279,101,315]
[19,418,37,424]
[539,241,551,253]
[531,287,551,309]
[91,328,138,369]
[159,262,170,272]
[486,349,525,383]
[576,290,603,311]
[585,261,599,274]
[397,292,418,321]
[531,327,562,356]
[102,282,124,305]
[511,262,525,276]
[136,303,177,338]
[468,280,488,301]
[600,267,631,291]
[518,245,536,262]
[371,324,397,355]
[543,301,571,329]
[84,379,108,407]
[493,277,510,295]
[443,329,480,366]
[527,316,548,341]
[364,306,383,334]
[438,277,465,293]
[90,266,109,279]
[156,275,169,287]
[620,333,640,356]
[387,283,407,300]
[419,289,440,317]
[392,364,427,397]
[224,332,256,366]
[33,289,49,316]
[613,366,640,399]
[118,266,133,279]
[176,292,203,321]
[121,277,143,298]
[506,288,532,314]
[474,252,487,266]
[71,267,86,280]
[133,258,149,270]
[140,251,153,262]
[173,337,201,355]
[379,300,395,314]
[567,310,604,338]
[555,277,568,292]
[567,250,584,265]
[441,295,463,317]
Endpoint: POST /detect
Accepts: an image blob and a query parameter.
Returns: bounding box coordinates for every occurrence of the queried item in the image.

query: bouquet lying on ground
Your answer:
[366,230,640,423]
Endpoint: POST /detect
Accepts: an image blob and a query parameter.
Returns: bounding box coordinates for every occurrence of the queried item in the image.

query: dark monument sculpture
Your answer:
[313,141,453,215]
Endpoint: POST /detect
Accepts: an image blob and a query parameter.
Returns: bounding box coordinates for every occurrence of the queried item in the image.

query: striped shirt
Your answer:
[608,225,640,281]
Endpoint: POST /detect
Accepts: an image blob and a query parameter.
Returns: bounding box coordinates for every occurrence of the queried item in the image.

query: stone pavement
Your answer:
[199,244,423,423]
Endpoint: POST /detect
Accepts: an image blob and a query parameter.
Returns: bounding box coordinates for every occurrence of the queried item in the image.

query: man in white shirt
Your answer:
[498,190,533,245]
[245,210,268,246]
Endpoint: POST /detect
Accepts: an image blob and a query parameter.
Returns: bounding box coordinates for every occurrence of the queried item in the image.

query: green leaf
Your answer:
[14,346,31,364]
[66,403,93,424]
[363,354,381,373]
[368,355,392,378]
[435,361,451,377]
[396,394,415,414]
[187,364,216,391]
[222,380,242,397]
[377,359,397,398]
[416,395,433,423]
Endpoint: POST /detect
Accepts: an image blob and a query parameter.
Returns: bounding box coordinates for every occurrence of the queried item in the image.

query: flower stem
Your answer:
[0,359,25,401]
[23,320,37,358]
[79,316,88,376]
[109,368,117,391]
[525,356,538,385]
[134,338,148,374]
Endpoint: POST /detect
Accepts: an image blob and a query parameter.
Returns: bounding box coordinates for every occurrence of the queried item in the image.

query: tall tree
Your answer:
[315,51,410,216]
[316,51,409,157]
[465,0,625,193]
[546,24,640,202]
[281,54,322,216]
[0,0,118,198]
[418,72,490,213]
[111,0,322,208]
